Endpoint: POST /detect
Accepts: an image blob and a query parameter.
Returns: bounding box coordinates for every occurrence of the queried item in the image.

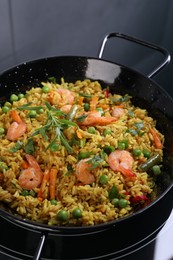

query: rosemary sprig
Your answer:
[18,102,78,153]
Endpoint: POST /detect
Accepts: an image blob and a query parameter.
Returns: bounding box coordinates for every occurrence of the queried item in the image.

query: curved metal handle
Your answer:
[98,32,171,78]
[33,232,47,260]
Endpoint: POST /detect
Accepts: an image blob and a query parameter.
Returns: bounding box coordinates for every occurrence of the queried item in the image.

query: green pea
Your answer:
[118,142,126,150]
[72,208,83,219]
[78,151,92,160]
[18,93,25,99]
[0,127,5,135]
[118,199,128,208]
[50,199,58,205]
[10,94,19,102]
[103,128,112,136]
[152,165,161,175]
[2,106,10,113]
[111,198,119,207]
[0,162,8,171]
[143,149,151,159]
[99,174,108,185]
[57,210,68,221]
[29,190,36,197]
[84,103,90,111]
[28,110,37,118]
[103,145,115,154]
[118,139,129,149]
[133,148,142,156]
[37,108,44,114]
[21,189,29,196]
[4,102,12,107]
[50,143,59,152]
[88,126,96,134]
[42,85,50,93]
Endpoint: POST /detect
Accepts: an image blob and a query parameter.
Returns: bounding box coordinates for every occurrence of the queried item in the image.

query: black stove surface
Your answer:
[0,1,173,259]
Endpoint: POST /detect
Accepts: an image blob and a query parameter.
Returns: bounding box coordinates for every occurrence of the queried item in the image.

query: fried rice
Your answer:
[0,78,164,226]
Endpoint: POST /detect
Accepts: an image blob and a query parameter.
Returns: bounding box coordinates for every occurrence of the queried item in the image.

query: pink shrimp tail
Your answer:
[119,166,136,178]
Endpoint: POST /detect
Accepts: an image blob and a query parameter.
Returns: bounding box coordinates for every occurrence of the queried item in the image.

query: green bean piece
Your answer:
[139,153,161,172]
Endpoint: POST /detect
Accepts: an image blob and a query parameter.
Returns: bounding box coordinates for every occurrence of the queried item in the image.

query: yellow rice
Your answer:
[0,79,164,226]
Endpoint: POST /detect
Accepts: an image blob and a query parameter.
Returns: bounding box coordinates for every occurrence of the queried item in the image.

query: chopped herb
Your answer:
[9,141,23,153]
[48,77,57,83]
[20,101,78,153]
[109,185,119,200]
[24,138,35,154]
[88,155,103,170]
[17,102,44,112]
[76,114,88,123]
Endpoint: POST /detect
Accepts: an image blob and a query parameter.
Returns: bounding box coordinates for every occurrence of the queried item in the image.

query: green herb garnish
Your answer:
[9,141,23,153]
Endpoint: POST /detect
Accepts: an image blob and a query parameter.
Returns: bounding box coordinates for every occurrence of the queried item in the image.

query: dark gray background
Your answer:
[0,0,173,96]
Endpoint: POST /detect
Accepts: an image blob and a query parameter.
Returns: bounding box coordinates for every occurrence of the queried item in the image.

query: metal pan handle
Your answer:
[98,32,171,78]
[33,232,47,260]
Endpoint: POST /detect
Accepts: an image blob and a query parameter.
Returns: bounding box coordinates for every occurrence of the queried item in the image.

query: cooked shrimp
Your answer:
[75,158,95,185]
[60,104,72,113]
[112,107,124,119]
[108,150,136,178]
[78,111,117,126]
[47,88,75,107]
[18,154,43,190]
[6,110,27,141]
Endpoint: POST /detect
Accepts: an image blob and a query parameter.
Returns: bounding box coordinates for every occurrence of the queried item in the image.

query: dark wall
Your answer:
[0,0,173,96]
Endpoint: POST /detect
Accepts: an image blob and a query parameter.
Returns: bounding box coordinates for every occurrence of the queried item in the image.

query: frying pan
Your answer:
[0,32,173,260]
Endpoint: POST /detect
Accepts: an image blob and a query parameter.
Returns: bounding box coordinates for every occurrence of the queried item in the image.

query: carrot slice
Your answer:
[90,96,99,111]
[49,168,58,200]
[37,169,50,199]
[10,110,22,123]
[149,128,163,149]
[78,96,84,106]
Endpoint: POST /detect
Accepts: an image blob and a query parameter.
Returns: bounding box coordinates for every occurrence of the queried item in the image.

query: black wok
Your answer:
[0,33,173,260]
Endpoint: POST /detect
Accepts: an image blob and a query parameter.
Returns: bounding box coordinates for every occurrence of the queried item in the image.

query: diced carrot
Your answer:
[90,96,99,111]
[37,169,50,199]
[76,129,83,139]
[149,128,163,149]
[10,110,22,123]
[78,96,84,106]
[49,168,58,200]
